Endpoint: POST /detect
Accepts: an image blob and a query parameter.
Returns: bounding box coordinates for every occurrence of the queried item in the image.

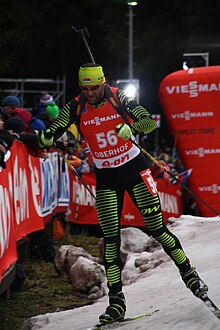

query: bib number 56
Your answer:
[96,130,117,148]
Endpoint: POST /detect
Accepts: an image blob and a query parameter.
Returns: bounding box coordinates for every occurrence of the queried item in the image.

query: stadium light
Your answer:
[115,79,139,102]
[128,1,138,5]
[124,83,137,98]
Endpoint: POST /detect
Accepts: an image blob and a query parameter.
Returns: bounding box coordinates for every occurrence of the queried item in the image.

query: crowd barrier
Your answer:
[0,140,183,282]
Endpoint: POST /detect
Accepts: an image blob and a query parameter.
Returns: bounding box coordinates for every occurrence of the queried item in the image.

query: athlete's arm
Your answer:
[117,89,157,134]
[49,99,78,140]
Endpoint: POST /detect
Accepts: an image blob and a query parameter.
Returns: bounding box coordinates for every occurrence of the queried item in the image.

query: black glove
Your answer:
[0,139,8,169]
[0,129,16,148]
[0,150,6,168]
[0,130,16,169]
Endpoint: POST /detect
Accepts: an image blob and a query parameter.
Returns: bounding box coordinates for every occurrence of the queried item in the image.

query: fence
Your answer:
[0,77,66,110]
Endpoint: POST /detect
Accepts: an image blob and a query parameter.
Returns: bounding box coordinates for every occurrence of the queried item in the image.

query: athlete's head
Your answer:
[79,63,106,86]
[79,63,106,104]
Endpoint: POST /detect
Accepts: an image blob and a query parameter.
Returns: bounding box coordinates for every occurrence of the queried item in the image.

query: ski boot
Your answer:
[99,291,126,324]
[181,266,208,298]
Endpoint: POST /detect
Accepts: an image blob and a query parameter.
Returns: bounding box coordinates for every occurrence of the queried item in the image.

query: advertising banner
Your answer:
[68,172,183,225]
[0,154,17,282]
[9,142,44,240]
[159,66,220,216]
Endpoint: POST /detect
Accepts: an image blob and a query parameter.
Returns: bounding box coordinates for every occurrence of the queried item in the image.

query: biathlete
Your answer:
[38,63,208,325]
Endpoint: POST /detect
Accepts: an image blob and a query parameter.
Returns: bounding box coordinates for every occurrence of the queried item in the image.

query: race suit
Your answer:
[49,86,189,294]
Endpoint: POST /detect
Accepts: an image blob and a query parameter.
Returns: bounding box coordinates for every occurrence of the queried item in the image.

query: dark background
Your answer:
[1,0,220,120]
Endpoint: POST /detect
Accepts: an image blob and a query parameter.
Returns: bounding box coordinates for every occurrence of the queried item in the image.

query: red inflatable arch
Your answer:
[159,66,220,216]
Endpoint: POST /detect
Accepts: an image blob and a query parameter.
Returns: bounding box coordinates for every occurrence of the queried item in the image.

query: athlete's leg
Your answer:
[128,181,187,268]
[128,180,208,297]
[96,188,126,323]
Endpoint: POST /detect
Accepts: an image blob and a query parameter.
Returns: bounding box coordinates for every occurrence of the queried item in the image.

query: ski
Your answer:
[88,309,159,330]
[200,294,220,320]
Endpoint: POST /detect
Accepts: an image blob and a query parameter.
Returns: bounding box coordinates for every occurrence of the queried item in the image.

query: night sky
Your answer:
[1,0,220,121]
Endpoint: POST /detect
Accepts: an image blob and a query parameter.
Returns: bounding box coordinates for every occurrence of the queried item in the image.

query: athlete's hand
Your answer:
[38,129,54,148]
[115,123,132,140]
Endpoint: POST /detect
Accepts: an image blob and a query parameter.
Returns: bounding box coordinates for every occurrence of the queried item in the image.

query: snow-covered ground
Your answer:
[22,215,220,330]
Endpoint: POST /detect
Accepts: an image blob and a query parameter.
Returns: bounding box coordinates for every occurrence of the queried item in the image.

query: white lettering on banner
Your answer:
[28,155,42,216]
[158,192,179,214]
[41,153,59,216]
[185,147,220,157]
[83,114,121,126]
[13,156,29,225]
[178,128,215,135]
[171,111,214,121]
[0,183,11,258]
[58,158,69,205]
[199,184,220,194]
[72,181,96,206]
[165,81,220,98]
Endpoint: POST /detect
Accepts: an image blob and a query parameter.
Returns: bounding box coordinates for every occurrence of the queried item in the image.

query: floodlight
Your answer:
[124,83,137,98]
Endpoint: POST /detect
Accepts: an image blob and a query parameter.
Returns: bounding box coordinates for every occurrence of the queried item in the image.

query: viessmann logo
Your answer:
[83,114,121,126]
[199,184,220,194]
[185,147,220,157]
[165,80,220,98]
[171,110,214,121]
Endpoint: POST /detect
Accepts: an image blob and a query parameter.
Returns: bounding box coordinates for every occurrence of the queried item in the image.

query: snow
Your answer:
[22,215,220,330]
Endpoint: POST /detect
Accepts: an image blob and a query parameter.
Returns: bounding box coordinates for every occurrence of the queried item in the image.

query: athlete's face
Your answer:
[81,84,105,105]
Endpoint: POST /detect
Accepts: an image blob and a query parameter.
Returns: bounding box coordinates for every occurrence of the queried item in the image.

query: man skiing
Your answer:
[38,63,208,325]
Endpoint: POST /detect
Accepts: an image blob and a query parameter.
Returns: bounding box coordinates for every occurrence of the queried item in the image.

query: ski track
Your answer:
[22,216,220,330]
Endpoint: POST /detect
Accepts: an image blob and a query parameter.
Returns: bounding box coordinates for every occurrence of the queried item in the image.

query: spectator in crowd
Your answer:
[1,95,31,132]
[44,101,60,127]
[0,114,5,129]
[0,129,17,169]
[32,91,54,117]
[33,100,59,129]
[63,132,94,173]
[5,116,26,134]
[150,152,171,183]
[29,117,46,133]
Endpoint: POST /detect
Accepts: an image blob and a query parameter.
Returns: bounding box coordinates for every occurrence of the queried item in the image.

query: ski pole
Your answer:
[71,25,96,63]
[131,139,220,217]
[54,143,96,201]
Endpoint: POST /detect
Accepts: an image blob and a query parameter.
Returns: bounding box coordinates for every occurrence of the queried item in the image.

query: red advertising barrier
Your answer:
[68,172,183,225]
[0,141,69,282]
[0,141,182,282]
[0,158,17,281]
[159,66,220,216]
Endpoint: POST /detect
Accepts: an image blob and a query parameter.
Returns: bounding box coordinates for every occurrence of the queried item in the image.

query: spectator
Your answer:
[32,91,54,117]
[5,117,26,134]
[0,129,17,169]
[34,100,59,129]
[29,117,46,132]
[66,153,82,169]
[45,102,59,121]
[150,152,171,183]
[0,114,5,129]
[44,101,60,127]
[1,95,31,132]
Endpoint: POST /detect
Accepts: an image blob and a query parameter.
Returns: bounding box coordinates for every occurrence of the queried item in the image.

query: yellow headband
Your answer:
[79,66,106,86]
